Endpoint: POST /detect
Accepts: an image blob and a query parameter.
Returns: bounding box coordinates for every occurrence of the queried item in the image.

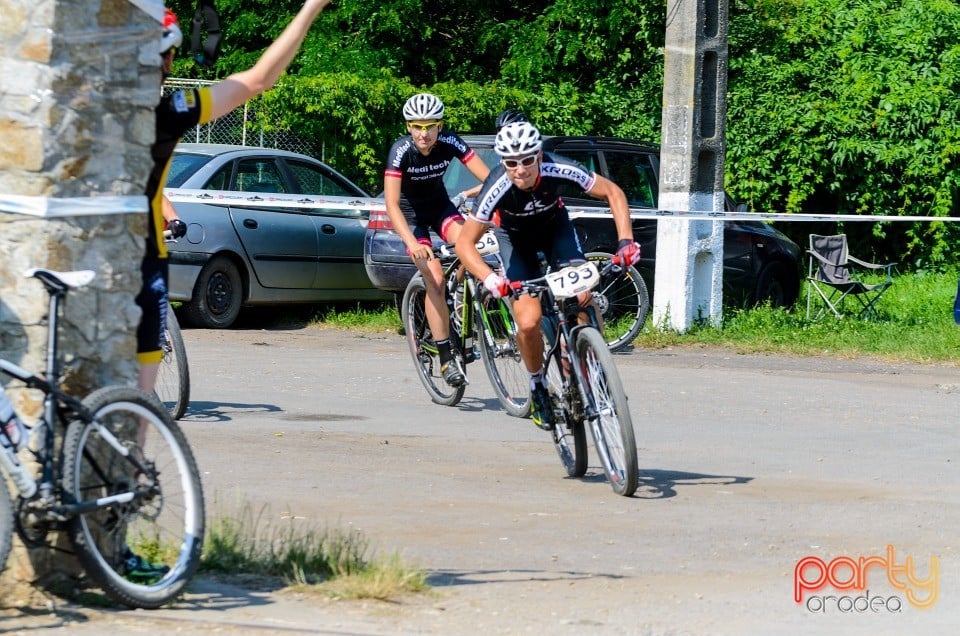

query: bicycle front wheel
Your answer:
[477,294,530,417]
[575,328,638,496]
[586,253,649,352]
[542,322,587,477]
[155,306,190,420]
[401,274,465,406]
[62,386,204,609]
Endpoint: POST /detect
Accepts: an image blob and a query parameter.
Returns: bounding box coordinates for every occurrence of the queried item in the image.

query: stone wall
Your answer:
[1,0,160,597]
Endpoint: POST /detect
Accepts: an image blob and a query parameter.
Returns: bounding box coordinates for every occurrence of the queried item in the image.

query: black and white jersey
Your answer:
[469,152,596,232]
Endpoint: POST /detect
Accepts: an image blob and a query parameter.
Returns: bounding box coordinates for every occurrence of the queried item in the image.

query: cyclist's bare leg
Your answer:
[576,291,602,331]
[415,255,451,342]
[136,361,159,448]
[513,294,545,374]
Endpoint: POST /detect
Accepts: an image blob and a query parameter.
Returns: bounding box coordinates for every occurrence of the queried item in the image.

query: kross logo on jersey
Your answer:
[541,162,593,189]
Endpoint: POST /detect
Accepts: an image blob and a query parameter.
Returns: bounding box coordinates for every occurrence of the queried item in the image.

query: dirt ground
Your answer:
[2,323,958,635]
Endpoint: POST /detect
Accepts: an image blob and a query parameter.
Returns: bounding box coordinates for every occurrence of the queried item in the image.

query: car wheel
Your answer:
[754,261,797,308]
[182,255,244,328]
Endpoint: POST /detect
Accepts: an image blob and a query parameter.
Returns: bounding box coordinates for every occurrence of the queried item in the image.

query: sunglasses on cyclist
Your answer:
[501,154,539,169]
[408,121,441,134]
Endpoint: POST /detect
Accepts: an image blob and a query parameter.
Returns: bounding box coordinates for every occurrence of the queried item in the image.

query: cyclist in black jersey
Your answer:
[384,93,490,387]
[455,121,641,430]
[136,0,334,397]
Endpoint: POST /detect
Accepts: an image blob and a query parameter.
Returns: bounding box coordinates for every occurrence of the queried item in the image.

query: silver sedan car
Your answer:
[165,144,391,328]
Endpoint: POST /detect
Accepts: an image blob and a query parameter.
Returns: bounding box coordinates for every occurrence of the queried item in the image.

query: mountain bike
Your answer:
[401,233,530,416]
[0,268,205,608]
[585,252,649,352]
[155,304,190,420]
[511,260,639,496]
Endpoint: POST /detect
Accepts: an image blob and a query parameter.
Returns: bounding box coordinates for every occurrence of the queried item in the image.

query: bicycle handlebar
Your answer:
[507,258,622,298]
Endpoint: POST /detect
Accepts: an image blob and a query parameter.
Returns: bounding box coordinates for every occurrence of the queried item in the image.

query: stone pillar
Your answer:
[653,0,729,331]
[1,0,159,598]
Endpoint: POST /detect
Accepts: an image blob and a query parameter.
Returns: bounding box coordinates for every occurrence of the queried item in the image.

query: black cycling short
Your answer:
[494,209,586,283]
[400,194,464,246]
[135,256,168,365]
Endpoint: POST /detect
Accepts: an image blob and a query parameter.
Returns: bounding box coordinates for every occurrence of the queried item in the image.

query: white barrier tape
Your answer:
[0,195,148,218]
[164,188,960,223]
[165,188,385,211]
[570,209,960,223]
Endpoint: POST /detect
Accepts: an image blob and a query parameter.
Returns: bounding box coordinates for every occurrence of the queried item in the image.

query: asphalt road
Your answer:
[4,323,959,635]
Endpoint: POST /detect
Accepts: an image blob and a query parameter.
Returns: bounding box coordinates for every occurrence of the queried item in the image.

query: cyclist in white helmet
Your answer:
[384,92,490,387]
[456,121,640,430]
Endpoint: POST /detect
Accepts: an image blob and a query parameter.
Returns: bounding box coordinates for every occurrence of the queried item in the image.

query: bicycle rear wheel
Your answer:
[586,253,649,352]
[155,306,190,420]
[575,328,638,496]
[0,475,12,574]
[477,294,530,417]
[401,274,465,406]
[62,386,204,609]
[542,322,587,477]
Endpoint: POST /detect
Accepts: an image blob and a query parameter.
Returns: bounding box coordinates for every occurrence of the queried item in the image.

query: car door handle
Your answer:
[243,219,259,229]
[320,224,336,235]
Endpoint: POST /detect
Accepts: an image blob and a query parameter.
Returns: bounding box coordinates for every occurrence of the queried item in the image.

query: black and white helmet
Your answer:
[494,108,527,131]
[494,121,542,157]
[403,93,445,121]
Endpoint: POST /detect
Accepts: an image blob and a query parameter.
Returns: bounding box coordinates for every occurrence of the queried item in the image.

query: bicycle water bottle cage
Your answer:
[190,0,222,67]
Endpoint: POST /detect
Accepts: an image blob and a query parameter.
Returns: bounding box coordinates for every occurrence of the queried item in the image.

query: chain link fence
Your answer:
[163,78,318,157]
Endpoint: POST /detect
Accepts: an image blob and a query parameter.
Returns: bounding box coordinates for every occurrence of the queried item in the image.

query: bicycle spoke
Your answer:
[576,329,638,496]
[402,275,465,406]
[63,387,204,608]
[478,295,530,417]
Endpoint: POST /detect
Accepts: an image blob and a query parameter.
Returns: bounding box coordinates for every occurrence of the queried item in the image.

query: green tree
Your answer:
[162,0,958,269]
[728,0,959,267]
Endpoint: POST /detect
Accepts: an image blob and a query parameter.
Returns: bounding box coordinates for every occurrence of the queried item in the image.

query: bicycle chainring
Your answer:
[16,499,54,548]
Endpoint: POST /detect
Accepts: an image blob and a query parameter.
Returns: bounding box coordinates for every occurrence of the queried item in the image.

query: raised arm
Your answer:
[209,0,333,121]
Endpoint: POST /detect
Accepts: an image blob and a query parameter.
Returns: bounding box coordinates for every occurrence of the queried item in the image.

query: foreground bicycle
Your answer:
[0,268,204,608]
[512,259,639,496]
[402,232,530,416]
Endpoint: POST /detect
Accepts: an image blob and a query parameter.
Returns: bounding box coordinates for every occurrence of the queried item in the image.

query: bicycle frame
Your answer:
[539,293,602,421]
[0,276,150,513]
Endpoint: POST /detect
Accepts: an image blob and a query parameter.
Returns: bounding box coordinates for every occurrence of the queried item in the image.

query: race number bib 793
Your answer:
[545,261,600,298]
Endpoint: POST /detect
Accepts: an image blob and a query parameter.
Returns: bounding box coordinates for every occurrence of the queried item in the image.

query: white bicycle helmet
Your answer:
[403,93,445,121]
[494,121,543,157]
[161,8,183,53]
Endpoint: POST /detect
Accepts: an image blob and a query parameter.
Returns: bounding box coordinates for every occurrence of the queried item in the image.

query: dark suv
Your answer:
[364,135,801,309]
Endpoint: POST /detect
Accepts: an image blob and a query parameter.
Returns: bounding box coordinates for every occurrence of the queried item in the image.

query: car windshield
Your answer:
[167,153,216,188]
[443,147,499,194]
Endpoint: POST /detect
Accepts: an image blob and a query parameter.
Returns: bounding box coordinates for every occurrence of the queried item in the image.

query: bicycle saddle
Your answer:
[24,268,96,291]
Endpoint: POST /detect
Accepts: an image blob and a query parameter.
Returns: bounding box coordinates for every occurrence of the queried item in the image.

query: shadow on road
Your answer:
[180,401,282,423]
[634,469,752,499]
[426,568,626,588]
[571,468,752,500]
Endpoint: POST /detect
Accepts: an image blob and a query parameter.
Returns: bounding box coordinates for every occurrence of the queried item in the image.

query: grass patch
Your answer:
[307,301,400,332]
[200,503,427,600]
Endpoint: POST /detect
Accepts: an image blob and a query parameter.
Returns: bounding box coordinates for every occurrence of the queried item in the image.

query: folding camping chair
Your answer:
[805,234,896,320]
